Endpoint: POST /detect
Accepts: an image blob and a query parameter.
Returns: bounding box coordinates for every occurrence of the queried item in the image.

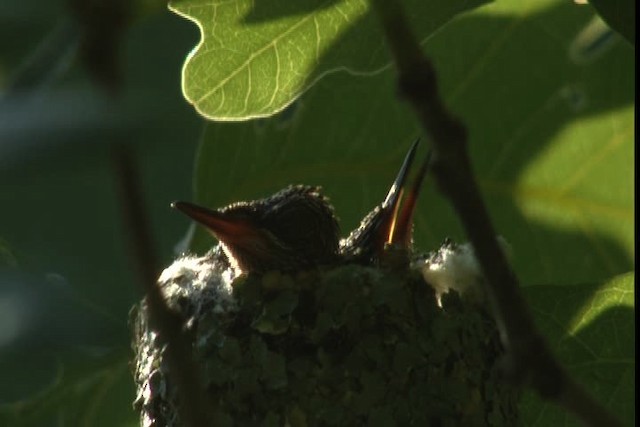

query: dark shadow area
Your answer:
[0,269,125,402]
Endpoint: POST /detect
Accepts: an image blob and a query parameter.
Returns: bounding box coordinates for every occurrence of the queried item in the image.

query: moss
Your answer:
[133,261,520,426]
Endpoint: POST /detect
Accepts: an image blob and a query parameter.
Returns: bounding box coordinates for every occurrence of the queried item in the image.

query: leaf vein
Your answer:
[196,11,318,107]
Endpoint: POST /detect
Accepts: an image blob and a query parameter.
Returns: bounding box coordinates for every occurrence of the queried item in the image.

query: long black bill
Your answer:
[171,201,260,246]
[376,139,432,253]
[387,149,432,247]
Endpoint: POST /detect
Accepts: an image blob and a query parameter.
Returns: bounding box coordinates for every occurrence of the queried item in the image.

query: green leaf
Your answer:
[521,272,635,426]
[589,0,634,46]
[169,0,489,120]
[191,0,633,288]
[185,1,633,420]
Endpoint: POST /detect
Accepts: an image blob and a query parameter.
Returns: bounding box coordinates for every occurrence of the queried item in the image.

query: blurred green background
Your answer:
[1,1,202,424]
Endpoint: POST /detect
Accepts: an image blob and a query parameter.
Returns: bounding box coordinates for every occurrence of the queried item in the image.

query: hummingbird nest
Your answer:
[133,141,519,425]
[132,242,520,426]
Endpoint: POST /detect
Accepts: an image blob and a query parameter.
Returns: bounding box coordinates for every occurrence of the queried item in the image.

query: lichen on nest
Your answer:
[132,243,520,427]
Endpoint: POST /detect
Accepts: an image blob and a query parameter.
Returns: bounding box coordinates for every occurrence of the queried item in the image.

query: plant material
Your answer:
[132,241,520,426]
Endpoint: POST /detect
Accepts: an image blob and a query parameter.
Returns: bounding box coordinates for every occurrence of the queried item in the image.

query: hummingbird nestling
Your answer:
[172,140,429,273]
[172,140,431,274]
[172,185,340,275]
[340,139,432,266]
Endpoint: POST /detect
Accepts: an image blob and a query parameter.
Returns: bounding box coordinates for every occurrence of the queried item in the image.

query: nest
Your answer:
[132,245,520,426]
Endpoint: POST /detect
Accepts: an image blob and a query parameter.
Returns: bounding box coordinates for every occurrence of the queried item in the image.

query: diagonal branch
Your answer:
[368,1,620,426]
[111,143,217,427]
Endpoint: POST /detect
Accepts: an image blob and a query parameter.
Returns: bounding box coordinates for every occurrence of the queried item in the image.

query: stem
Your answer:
[111,143,217,427]
[368,1,621,425]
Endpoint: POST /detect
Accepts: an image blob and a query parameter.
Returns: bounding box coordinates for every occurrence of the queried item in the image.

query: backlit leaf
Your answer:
[169,0,489,120]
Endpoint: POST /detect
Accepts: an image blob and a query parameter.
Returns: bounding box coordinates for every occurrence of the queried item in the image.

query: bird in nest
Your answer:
[172,139,431,276]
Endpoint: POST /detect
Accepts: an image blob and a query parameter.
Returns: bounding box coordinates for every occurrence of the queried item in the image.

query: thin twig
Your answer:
[368,1,620,426]
[111,143,217,427]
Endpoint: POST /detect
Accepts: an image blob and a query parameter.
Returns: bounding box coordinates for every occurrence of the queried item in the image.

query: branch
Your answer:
[111,144,217,427]
[368,1,621,426]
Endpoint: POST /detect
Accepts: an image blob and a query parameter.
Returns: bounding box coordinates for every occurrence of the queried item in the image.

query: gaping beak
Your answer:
[171,201,261,248]
[377,139,432,253]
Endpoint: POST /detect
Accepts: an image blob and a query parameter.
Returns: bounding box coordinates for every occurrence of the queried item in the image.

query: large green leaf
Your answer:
[521,272,635,426]
[186,1,633,422]
[168,0,489,120]
[191,0,634,288]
